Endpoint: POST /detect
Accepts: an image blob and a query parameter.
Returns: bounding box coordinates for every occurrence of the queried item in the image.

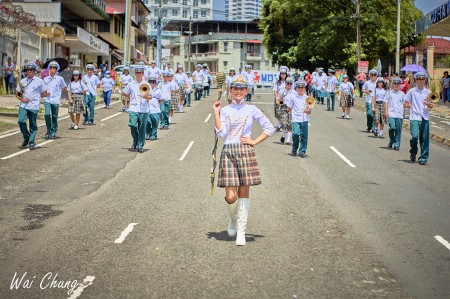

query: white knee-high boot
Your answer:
[236,198,250,246]
[227,200,238,237]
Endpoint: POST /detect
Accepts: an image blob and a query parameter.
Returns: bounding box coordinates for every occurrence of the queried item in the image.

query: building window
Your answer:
[154,0,158,4]
[201,0,206,4]
[163,0,168,4]
[247,43,254,53]
[98,21,109,32]
[193,0,198,7]
[223,42,228,52]
[162,8,168,17]
[183,0,188,4]
[182,9,188,18]
[173,0,178,3]
[193,10,198,18]
[201,10,206,18]
[223,61,228,67]
[172,9,178,16]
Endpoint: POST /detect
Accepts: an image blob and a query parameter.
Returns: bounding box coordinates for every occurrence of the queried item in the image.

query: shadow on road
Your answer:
[206,231,265,242]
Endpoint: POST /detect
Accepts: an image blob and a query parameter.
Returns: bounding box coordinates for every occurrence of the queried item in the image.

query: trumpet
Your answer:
[139,82,151,97]
[428,92,440,104]
[305,96,315,108]
[15,81,25,100]
[278,100,284,106]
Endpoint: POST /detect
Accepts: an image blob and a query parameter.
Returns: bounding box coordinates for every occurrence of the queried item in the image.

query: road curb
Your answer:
[353,103,449,147]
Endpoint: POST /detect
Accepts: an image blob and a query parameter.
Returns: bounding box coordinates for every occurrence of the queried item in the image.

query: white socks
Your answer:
[287,132,292,143]
[227,201,238,237]
[282,130,286,138]
[169,117,172,123]
[236,198,250,246]
[178,104,183,112]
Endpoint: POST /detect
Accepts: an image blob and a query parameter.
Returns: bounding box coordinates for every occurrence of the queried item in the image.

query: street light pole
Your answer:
[123,0,132,64]
[355,0,361,63]
[157,0,162,69]
[395,0,401,73]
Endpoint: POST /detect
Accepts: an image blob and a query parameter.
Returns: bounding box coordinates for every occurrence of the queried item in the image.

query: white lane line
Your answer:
[1,140,54,160]
[114,223,139,244]
[101,112,122,122]
[440,120,450,126]
[204,113,212,123]
[329,146,356,168]
[435,235,450,251]
[431,124,444,129]
[67,276,95,299]
[179,141,194,161]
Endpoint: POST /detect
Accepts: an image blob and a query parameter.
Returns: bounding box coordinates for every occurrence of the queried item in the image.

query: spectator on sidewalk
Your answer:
[355,71,366,97]
[441,71,449,103]
[101,71,115,109]
[2,57,15,95]
[99,60,108,78]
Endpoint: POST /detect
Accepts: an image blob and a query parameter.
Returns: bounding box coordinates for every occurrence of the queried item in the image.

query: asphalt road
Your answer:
[0,90,448,299]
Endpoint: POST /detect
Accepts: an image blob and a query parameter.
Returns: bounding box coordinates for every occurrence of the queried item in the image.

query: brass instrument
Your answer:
[139,82,151,97]
[15,81,25,100]
[278,100,284,106]
[305,96,315,108]
[427,81,440,106]
[216,71,226,101]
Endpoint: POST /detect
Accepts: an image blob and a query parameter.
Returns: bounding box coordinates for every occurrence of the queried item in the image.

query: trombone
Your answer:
[305,96,315,108]
[139,83,151,98]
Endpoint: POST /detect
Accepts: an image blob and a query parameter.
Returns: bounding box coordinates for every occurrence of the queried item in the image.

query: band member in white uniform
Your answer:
[82,64,101,125]
[362,69,378,132]
[192,64,206,101]
[338,75,355,119]
[224,67,237,104]
[120,66,133,112]
[385,77,405,150]
[372,77,388,138]
[243,65,256,102]
[145,60,162,81]
[67,70,88,130]
[174,65,189,112]
[43,61,67,139]
[326,69,337,111]
[276,77,295,144]
[213,75,274,246]
[273,67,289,132]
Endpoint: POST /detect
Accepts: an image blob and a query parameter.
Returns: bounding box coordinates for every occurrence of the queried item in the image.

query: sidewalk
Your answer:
[353,96,450,147]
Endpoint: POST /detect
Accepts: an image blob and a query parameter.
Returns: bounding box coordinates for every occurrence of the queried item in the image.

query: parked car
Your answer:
[114,64,140,84]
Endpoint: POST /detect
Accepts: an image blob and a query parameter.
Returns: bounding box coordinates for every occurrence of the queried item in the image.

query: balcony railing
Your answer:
[246,52,262,61]
[169,33,264,46]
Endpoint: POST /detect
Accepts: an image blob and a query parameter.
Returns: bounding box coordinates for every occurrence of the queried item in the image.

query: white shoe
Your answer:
[70,123,75,129]
[169,117,172,123]
[74,125,78,130]
[236,198,250,246]
[227,201,238,237]
[345,115,350,119]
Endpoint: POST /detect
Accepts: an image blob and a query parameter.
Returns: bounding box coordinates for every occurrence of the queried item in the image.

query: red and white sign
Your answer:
[358,61,369,73]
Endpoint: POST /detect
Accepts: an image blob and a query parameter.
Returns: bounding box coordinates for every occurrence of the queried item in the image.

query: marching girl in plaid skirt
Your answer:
[67,70,88,130]
[213,76,274,246]
[372,78,388,138]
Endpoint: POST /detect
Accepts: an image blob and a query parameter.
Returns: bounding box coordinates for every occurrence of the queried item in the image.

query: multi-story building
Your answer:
[145,0,225,61]
[164,20,278,74]
[225,0,262,21]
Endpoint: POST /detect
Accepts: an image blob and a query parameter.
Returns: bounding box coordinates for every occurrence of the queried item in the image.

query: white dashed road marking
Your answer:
[329,146,356,168]
[179,141,194,161]
[114,223,139,244]
[1,140,54,160]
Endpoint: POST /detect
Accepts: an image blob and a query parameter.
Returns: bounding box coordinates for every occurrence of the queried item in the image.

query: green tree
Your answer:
[260,0,422,73]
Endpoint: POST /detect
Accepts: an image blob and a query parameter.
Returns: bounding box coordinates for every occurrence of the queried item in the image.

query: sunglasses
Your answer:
[149,81,156,84]
[286,83,293,85]
[135,71,144,74]
[370,74,377,76]
[393,82,400,85]
[73,75,79,76]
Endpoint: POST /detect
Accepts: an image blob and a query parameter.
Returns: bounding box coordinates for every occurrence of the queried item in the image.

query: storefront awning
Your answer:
[105,6,124,15]
[64,27,109,56]
[112,49,124,61]
[245,39,262,44]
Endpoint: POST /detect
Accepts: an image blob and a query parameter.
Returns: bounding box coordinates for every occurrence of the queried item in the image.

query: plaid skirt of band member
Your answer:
[178,85,186,103]
[275,102,283,121]
[217,143,262,187]
[68,94,85,113]
[170,92,180,110]
[340,93,353,107]
[280,106,292,130]
[373,102,387,124]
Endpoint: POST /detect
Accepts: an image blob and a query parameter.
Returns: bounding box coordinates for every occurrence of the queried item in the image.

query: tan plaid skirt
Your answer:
[280,106,292,131]
[218,143,261,187]
[170,92,180,110]
[340,93,353,107]
[374,102,387,123]
[68,94,84,113]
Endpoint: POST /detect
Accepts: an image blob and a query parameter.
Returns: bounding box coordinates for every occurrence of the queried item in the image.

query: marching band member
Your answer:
[243,65,256,102]
[146,76,162,141]
[326,69,337,111]
[385,77,405,150]
[185,71,193,107]
[100,71,115,109]
[273,67,288,132]
[404,72,433,165]
[82,64,101,125]
[158,71,175,129]
[122,65,151,153]
[313,68,328,104]
[192,64,206,101]
[174,65,189,112]
[338,75,355,119]
[372,78,388,138]
[286,80,311,158]
[16,63,48,150]
[144,60,162,81]
[120,66,133,112]
[202,63,211,97]
[277,77,295,144]
[224,67,237,104]
[168,71,180,122]
[67,70,88,130]
[362,69,378,132]
[311,67,319,99]
[43,61,67,139]
[213,75,274,246]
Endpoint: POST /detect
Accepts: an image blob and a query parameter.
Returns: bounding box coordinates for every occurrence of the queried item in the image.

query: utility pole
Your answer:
[157,0,162,69]
[124,0,132,64]
[395,0,401,73]
[187,16,192,72]
[355,0,361,63]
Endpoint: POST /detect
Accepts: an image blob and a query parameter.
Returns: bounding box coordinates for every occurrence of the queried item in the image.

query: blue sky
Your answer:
[415,0,445,14]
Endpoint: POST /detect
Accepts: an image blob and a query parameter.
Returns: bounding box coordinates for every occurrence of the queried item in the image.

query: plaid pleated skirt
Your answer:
[217,143,262,187]
[170,92,180,110]
[68,94,84,113]
[340,93,353,107]
[374,102,387,123]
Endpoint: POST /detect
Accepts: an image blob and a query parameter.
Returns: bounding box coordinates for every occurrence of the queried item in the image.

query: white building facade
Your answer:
[225,0,262,21]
